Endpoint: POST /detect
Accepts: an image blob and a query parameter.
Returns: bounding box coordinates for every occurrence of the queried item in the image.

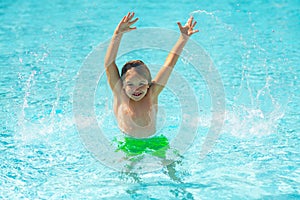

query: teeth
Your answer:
[133,92,141,96]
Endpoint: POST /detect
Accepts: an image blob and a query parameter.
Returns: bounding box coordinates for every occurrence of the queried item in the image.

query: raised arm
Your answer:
[151,16,198,96]
[104,12,138,94]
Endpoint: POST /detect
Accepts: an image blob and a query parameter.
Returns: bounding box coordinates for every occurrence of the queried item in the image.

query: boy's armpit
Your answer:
[149,82,164,98]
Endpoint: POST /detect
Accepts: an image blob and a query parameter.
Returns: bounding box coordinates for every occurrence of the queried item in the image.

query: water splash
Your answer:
[190,10,215,17]
[225,106,284,138]
[189,9,285,138]
[16,61,67,142]
[18,70,37,140]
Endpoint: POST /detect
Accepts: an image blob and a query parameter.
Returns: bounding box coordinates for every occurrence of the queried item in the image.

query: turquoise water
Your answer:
[1,0,299,199]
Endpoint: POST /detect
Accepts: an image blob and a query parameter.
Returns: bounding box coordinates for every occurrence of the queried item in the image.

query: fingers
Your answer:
[178,16,199,36]
[121,16,126,23]
[187,16,199,32]
[127,12,134,21]
[187,16,193,26]
[184,16,193,27]
[124,12,133,21]
[188,16,197,27]
[122,12,138,25]
[129,27,137,31]
[177,22,183,30]
[182,16,197,28]
[191,29,199,34]
[129,17,139,25]
[127,12,131,19]
[192,21,197,28]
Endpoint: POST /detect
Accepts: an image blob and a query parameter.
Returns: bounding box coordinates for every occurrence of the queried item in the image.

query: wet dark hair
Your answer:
[121,60,152,83]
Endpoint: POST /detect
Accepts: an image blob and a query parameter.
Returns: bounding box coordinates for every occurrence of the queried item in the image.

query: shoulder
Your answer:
[112,89,127,113]
[113,88,126,101]
[149,82,163,99]
[148,82,159,103]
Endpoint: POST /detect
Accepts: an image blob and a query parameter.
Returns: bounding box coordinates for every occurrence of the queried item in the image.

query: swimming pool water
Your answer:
[1,0,299,199]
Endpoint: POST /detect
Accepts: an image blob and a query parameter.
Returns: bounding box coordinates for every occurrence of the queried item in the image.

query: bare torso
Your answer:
[114,88,158,138]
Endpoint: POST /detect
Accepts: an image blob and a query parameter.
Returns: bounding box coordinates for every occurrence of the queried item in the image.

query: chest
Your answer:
[115,92,157,125]
[119,99,154,119]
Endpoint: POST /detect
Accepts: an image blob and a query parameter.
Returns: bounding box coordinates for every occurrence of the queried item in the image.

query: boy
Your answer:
[104,12,198,138]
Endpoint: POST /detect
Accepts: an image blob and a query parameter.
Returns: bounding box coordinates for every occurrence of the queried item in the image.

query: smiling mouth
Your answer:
[132,92,142,97]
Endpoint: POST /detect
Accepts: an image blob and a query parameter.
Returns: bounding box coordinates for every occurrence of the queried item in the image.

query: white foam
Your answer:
[223,104,284,138]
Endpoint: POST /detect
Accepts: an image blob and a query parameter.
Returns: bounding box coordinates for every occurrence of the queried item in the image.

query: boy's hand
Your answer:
[177,16,199,37]
[115,12,138,34]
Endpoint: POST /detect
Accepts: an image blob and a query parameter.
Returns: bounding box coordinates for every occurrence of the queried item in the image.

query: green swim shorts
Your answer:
[114,135,170,159]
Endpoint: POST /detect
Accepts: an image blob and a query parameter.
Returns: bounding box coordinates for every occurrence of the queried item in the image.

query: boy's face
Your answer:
[122,68,150,101]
